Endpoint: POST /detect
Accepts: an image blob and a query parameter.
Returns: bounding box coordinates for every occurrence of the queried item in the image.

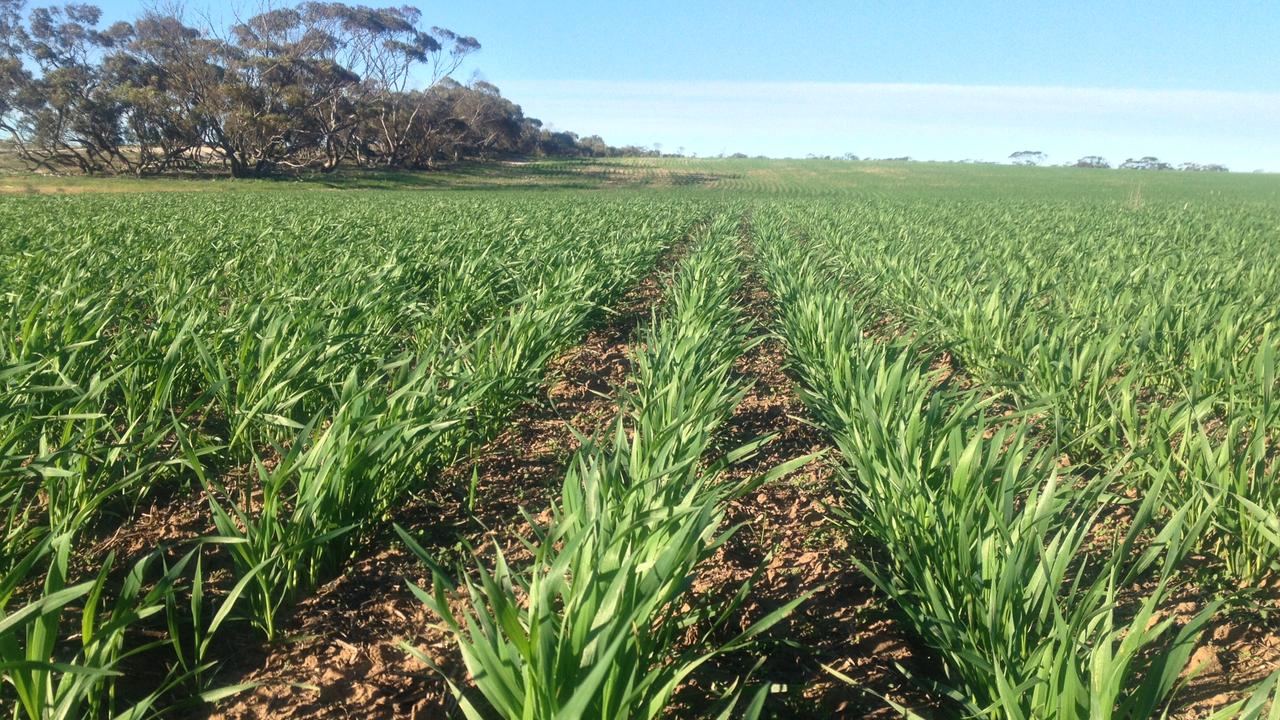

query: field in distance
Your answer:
[1,160,1278,719]
[3,155,1280,203]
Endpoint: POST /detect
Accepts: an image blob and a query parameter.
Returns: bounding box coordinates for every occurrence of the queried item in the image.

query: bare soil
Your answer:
[1167,573,1280,718]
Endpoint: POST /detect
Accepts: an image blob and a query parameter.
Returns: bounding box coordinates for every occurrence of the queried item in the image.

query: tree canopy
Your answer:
[0,0,648,176]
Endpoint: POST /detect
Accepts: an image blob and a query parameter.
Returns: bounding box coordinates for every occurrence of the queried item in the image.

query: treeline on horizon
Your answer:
[0,0,658,177]
[774,152,1234,172]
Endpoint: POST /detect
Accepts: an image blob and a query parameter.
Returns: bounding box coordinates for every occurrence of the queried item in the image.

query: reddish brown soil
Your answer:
[86,486,214,562]
[203,256,670,719]
[1167,575,1280,718]
[674,269,948,718]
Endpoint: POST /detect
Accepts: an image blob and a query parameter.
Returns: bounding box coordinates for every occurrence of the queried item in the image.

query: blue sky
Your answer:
[91,0,1280,169]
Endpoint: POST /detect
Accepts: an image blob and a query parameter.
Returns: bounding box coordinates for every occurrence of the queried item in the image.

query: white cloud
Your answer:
[501,80,1280,169]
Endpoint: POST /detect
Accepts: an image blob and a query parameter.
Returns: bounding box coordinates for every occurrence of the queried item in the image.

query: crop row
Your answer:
[752,209,1279,718]
[409,214,808,718]
[0,193,705,717]
[1,188,1277,718]
[775,199,1280,589]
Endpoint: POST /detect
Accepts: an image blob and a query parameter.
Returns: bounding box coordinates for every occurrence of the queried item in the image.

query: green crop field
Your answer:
[1,160,1278,719]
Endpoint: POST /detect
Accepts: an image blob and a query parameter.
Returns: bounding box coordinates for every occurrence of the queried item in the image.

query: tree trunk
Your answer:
[228,156,252,178]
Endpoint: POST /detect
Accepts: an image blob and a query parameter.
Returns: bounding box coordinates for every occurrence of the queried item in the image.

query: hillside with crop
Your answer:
[1,160,1278,719]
